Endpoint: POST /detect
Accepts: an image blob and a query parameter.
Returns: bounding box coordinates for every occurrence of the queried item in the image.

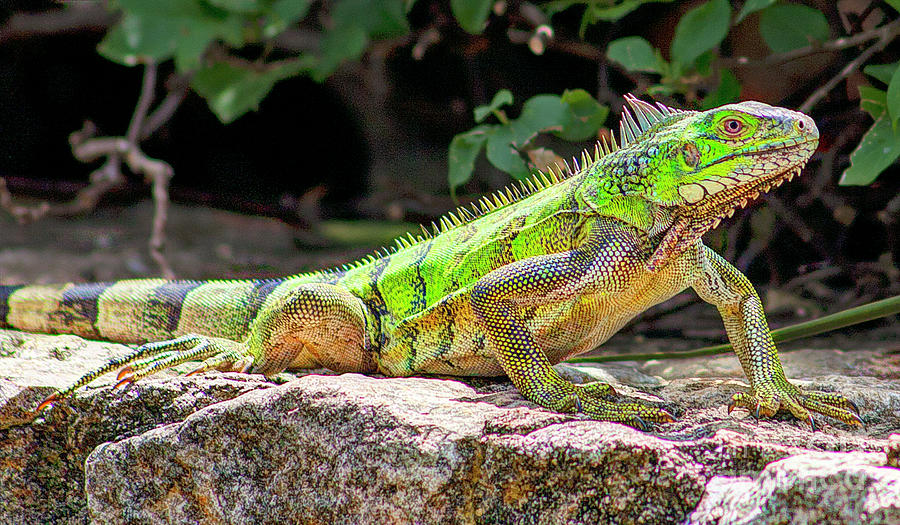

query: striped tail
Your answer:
[0,279,285,344]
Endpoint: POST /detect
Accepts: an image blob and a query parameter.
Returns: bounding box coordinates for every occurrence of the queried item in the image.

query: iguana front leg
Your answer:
[693,245,862,429]
[470,222,674,429]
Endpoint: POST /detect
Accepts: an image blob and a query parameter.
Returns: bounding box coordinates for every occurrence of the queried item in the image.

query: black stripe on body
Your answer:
[409,239,433,314]
[241,279,282,332]
[143,281,204,333]
[434,315,456,370]
[0,285,24,327]
[59,282,116,333]
[365,256,392,353]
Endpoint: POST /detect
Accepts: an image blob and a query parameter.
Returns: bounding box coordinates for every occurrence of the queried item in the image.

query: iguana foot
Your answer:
[32,334,250,418]
[534,380,674,430]
[113,335,248,387]
[579,397,676,431]
[728,380,863,430]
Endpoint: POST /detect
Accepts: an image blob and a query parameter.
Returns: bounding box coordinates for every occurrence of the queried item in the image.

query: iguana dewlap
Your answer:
[0,95,861,429]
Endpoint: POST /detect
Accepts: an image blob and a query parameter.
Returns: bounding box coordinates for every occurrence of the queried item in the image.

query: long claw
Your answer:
[185,366,207,377]
[116,366,134,381]
[846,399,860,416]
[727,400,736,414]
[114,375,134,390]
[849,412,865,428]
[35,393,59,414]
[633,415,649,431]
[753,403,762,422]
[807,415,817,432]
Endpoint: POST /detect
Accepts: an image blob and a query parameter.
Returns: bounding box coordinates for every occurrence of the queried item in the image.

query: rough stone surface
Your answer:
[689,453,900,524]
[1,330,899,524]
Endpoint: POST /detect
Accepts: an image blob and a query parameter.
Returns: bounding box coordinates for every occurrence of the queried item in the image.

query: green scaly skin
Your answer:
[0,96,862,429]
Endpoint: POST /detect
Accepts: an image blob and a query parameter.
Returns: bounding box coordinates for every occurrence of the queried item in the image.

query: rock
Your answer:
[689,452,900,524]
[887,434,900,468]
[1,329,899,524]
[0,330,276,524]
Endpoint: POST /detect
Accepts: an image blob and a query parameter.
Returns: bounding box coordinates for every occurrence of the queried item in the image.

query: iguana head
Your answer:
[598,95,819,270]
[640,99,818,212]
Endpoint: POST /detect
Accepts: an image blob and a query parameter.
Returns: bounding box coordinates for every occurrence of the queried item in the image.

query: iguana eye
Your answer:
[721,118,744,136]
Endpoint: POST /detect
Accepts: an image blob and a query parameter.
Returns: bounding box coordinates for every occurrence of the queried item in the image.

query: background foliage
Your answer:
[79,0,900,189]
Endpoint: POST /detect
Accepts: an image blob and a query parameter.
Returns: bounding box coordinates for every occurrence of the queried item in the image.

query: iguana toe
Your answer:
[579,399,675,430]
[728,383,862,428]
[576,381,616,399]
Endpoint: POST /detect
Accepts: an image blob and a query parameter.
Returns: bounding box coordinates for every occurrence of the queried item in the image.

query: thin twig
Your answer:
[127,62,157,144]
[2,62,177,277]
[142,74,191,140]
[138,151,174,279]
[720,18,900,68]
[0,4,114,44]
[763,195,818,246]
[800,20,900,113]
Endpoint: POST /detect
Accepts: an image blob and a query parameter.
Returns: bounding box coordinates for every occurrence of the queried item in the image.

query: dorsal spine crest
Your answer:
[301,94,690,278]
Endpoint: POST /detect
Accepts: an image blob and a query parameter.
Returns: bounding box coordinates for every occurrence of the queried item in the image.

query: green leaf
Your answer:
[736,0,775,23]
[701,69,741,109]
[450,0,492,33]
[670,0,731,65]
[314,24,368,81]
[559,89,608,141]
[349,0,408,38]
[839,115,900,185]
[117,0,207,16]
[448,126,489,194]
[607,36,662,73]
[859,86,887,119]
[205,0,262,13]
[311,0,408,80]
[888,66,900,128]
[886,0,900,12]
[474,90,513,123]
[864,63,900,84]
[192,61,304,123]
[485,126,530,179]
[759,4,829,53]
[98,13,178,65]
[576,0,674,23]
[512,95,569,140]
[693,50,714,76]
[263,0,313,38]
[99,1,244,70]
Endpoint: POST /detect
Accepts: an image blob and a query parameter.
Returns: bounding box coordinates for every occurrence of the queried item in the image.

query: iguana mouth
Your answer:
[647,147,810,272]
[679,138,817,225]
[686,164,803,229]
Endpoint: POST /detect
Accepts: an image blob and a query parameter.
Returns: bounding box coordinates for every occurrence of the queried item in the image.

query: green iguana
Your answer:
[0,95,862,430]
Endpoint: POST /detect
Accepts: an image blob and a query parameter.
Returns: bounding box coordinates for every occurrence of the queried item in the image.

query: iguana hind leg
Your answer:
[242,282,377,375]
[470,222,674,429]
[32,283,376,419]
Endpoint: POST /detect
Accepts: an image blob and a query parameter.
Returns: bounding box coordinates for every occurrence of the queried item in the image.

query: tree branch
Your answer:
[0,4,114,44]
[719,18,900,68]
[1,63,177,278]
[799,21,900,113]
[127,62,157,144]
